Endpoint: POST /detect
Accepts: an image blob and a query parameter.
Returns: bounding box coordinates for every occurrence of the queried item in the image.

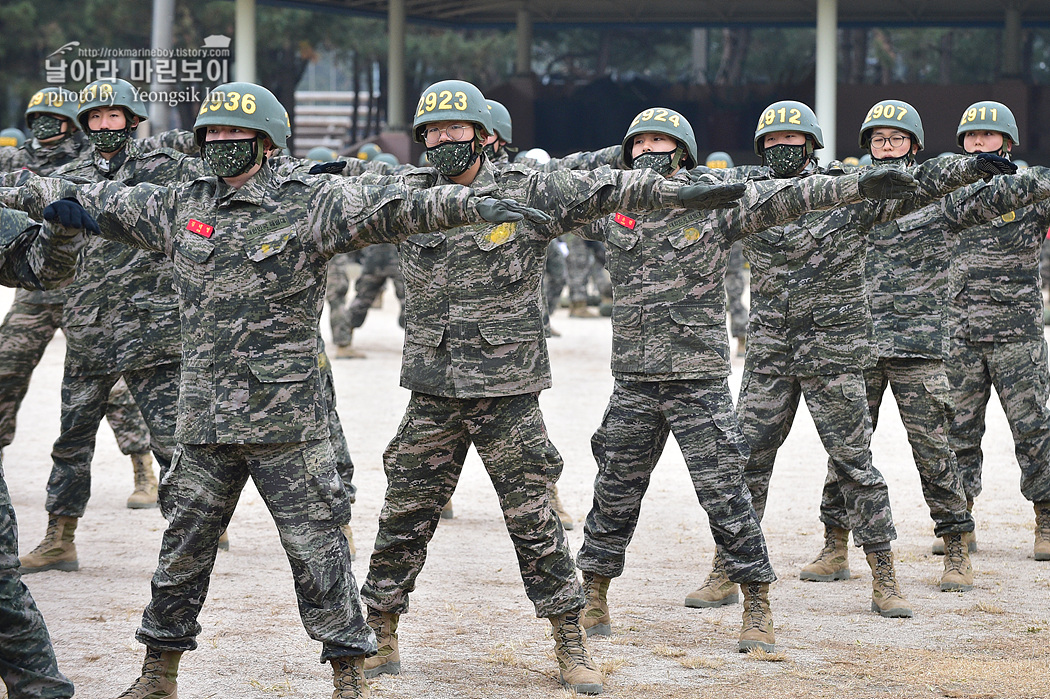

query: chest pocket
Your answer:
[605,220,641,285]
[472,223,527,288]
[400,232,445,280]
[989,206,1038,253]
[807,207,853,240]
[246,221,314,297]
[173,232,215,292]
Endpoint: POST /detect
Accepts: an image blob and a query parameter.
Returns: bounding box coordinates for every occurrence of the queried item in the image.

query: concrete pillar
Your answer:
[815,0,838,163]
[388,0,407,128]
[1003,5,1023,78]
[148,0,175,133]
[516,7,533,76]
[691,28,708,85]
[234,0,256,83]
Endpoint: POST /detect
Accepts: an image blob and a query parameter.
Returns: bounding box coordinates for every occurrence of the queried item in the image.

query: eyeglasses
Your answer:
[869,134,909,148]
[422,123,471,146]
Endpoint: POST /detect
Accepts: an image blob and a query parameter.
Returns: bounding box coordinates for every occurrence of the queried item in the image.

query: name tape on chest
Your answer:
[186,219,214,238]
[613,213,636,230]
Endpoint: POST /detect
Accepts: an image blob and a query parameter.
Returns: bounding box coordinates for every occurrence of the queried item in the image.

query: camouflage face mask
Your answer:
[203,136,261,178]
[632,151,677,177]
[30,114,66,141]
[482,142,499,162]
[88,127,133,153]
[871,154,913,169]
[427,140,477,177]
[763,143,809,177]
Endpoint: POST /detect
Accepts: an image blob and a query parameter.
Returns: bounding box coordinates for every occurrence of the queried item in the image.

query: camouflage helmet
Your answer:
[754,100,823,155]
[705,151,734,169]
[486,99,513,143]
[858,154,873,167]
[0,128,25,148]
[194,82,291,149]
[25,87,79,127]
[77,79,148,131]
[957,101,1019,147]
[357,143,382,160]
[621,107,697,169]
[418,151,431,166]
[306,146,336,162]
[859,99,924,151]
[412,79,492,143]
[1013,158,1029,170]
[372,152,399,166]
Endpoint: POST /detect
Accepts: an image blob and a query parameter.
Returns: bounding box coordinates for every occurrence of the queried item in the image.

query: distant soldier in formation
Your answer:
[706,151,749,357]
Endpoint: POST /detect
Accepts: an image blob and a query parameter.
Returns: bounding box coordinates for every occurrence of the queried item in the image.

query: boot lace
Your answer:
[333,658,366,699]
[28,518,61,556]
[743,584,767,633]
[944,534,968,574]
[1037,506,1050,538]
[700,554,729,590]
[556,613,597,670]
[117,650,164,698]
[871,552,902,597]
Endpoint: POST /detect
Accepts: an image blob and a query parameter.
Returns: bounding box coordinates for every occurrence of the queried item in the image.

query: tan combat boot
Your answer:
[335,330,366,359]
[363,609,400,678]
[19,514,79,574]
[550,610,603,695]
[866,551,913,618]
[341,524,356,561]
[800,526,851,581]
[569,300,598,318]
[940,533,975,592]
[684,552,739,608]
[217,529,229,551]
[549,482,574,531]
[1034,502,1050,561]
[934,499,977,555]
[738,583,775,653]
[126,452,159,509]
[331,656,370,699]
[116,648,180,699]
[581,572,612,637]
[440,499,454,520]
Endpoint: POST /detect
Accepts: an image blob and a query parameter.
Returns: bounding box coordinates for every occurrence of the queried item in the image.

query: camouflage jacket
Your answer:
[577,172,870,382]
[5,162,491,444]
[361,157,686,399]
[0,132,92,304]
[868,166,1050,358]
[16,140,208,375]
[945,167,1050,343]
[740,155,982,376]
[0,207,83,291]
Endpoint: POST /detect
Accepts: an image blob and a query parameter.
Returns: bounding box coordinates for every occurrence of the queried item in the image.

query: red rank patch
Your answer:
[186,219,214,238]
[613,213,636,230]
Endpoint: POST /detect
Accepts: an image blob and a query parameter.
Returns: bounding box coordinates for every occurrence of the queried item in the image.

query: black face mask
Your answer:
[632,151,677,177]
[203,136,262,178]
[30,115,67,142]
[427,140,477,177]
[88,126,133,153]
[763,143,809,177]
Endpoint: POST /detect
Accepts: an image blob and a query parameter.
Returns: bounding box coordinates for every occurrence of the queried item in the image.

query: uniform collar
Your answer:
[91,138,142,178]
[215,159,277,207]
[441,155,499,196]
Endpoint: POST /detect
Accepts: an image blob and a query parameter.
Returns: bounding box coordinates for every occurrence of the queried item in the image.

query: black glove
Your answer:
[42,198,100,234]
[972,152,1017,177]
[476,197,553,224]
[677,182,746,210]
[857,168,918,199]
[308,160,349,175]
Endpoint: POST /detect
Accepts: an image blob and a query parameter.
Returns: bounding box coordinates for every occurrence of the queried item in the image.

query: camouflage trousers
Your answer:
[739,370,897,547]
[725,242,748,340]
[0,296,151,453]
[360,392,583,619]
[326,253,355,347]
[947,336,1050,504]
[566,234,611,303]
[139,440,373,662]
[47,363,179,518]
[346,244,405,331]
[576,379,775,583]
[318,342,355,501]
[0,467,74,698]
[820,358,973,538]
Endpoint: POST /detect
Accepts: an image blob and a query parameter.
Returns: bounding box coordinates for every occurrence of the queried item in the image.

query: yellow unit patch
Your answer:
[684,227,701,242]
[1002,211,1016,223]
[487,222,515,245]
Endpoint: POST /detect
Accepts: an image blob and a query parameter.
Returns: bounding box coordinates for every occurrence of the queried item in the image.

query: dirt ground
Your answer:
[3,283,1049,699]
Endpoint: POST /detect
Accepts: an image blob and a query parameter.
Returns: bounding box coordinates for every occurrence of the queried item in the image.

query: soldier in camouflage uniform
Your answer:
[573,107,918,653]
[947,101,1050,562]
[0,204,91,699]
[4,81,541,699]
[13,79,211,576]
[706,153,749,358]
[688,100,1013,618]
[0,87,156,510]
[807,101,1002,593]
[357,79,746,695]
